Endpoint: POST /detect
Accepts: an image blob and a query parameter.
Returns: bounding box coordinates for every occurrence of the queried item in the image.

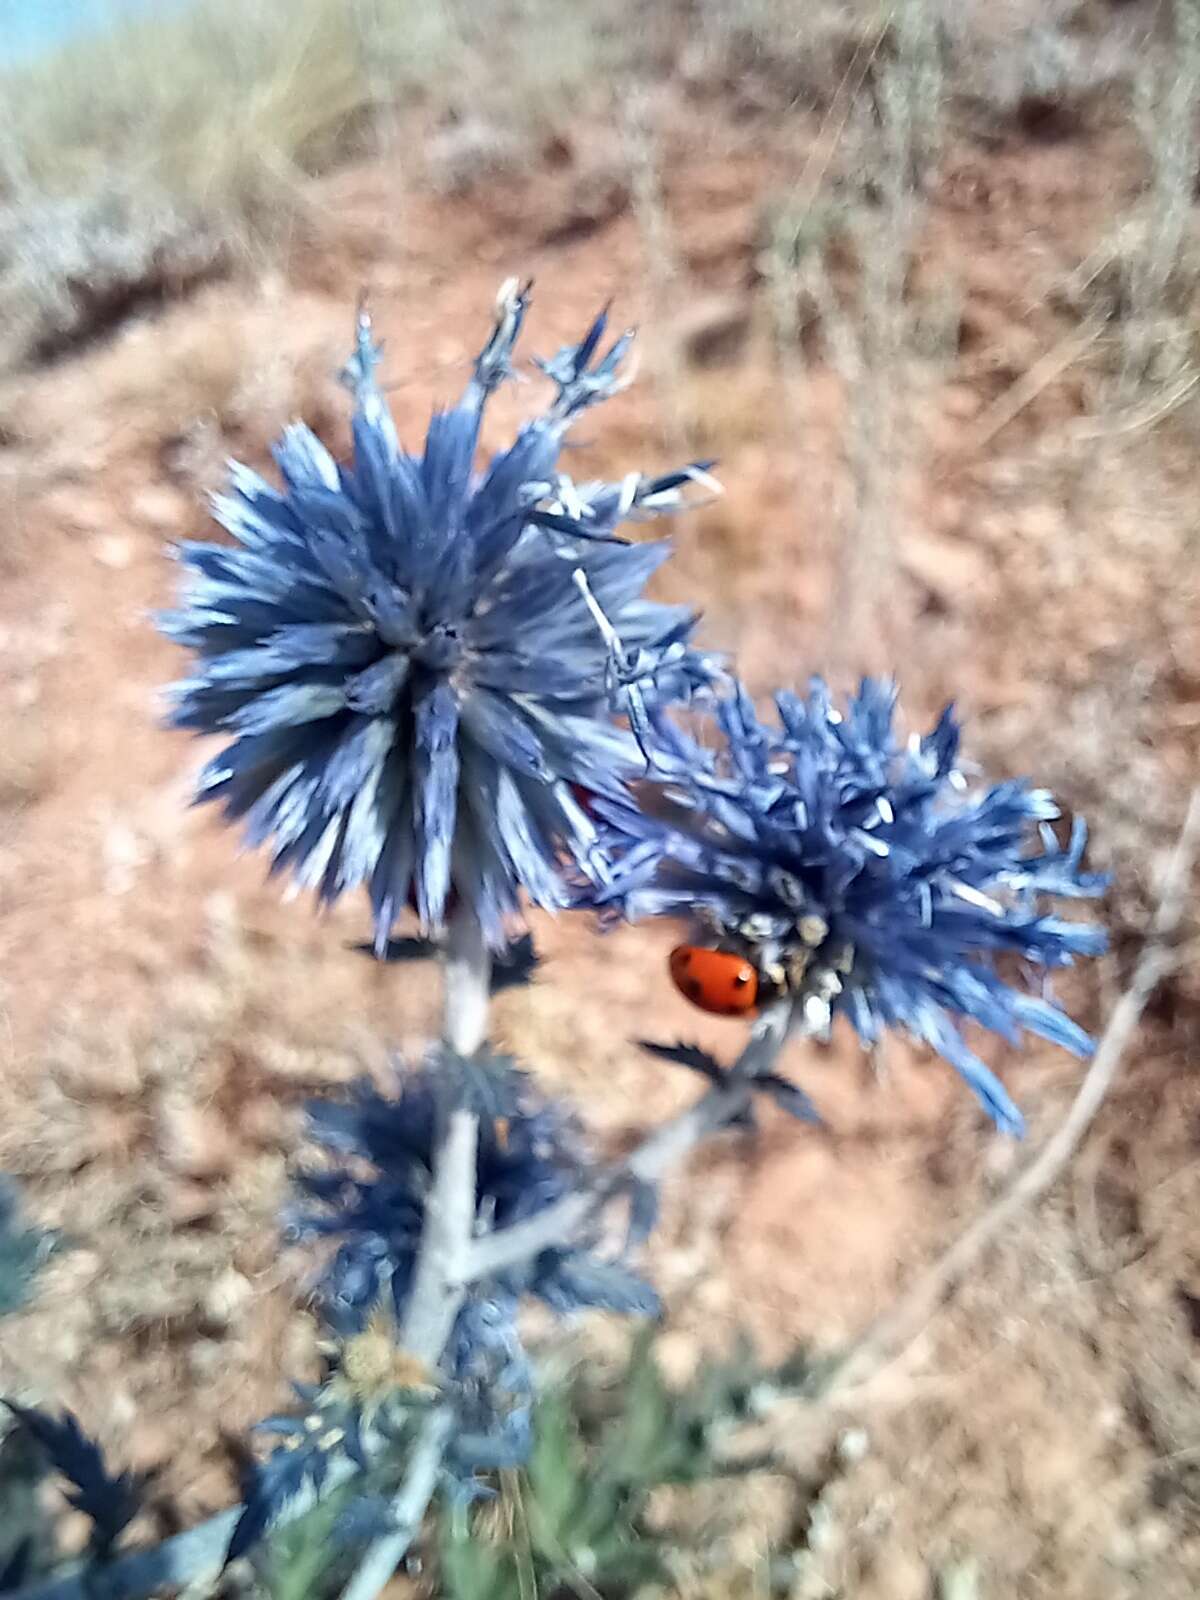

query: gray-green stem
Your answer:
[441,901,491,1056]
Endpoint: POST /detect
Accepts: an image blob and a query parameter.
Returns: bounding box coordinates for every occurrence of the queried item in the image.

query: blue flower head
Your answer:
[161,282,716,949]
[597,678,1108,1135]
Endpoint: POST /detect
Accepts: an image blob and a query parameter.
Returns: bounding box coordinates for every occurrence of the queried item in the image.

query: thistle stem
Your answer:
[442,902,491,1057]
[461,997,797,1284]
[337,906,490,1600]
[399,1106,479,1368]
[336,1409,454,1600]
[337,1110,476,1600]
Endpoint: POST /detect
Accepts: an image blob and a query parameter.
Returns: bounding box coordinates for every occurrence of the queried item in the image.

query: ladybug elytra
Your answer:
[669,944,760,1017]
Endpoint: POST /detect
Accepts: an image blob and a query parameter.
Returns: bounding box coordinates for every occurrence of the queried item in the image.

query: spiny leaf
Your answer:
[0,1538,34,1595]
[626,1177,660,1248]
[760,1073,822,1124]
[536,1253,661,1317]
[3,1404,145,1556]
[353,933,540,993]
[229,1445,333,1564]
[640,1041,822,1125]
[638,1038,723,1080]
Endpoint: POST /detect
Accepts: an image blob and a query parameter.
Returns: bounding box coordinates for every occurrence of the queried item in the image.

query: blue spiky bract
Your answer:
[597,678,1108,1135]
[4,1403,146,1556]
[161,283,715,950]
[247,1051,656,1527]
[289,1053,656,1332]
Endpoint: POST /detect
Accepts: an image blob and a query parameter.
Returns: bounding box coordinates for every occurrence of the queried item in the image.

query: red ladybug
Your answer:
[669,945,760,1017]
[569,783,600,818]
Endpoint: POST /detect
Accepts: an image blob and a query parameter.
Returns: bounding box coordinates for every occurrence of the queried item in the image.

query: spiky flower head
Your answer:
[596,678,1108,1135]
[161,282,717,949]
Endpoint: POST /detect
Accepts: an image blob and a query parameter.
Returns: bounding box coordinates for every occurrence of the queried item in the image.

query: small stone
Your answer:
[936,1558,982,1600]
[167,1182,222,1228]
[130,485,187,532]
[901,532,990,609]
[1108,1528,1138,1570]
[1137,1516,1173,1555]
[187,1339,227,1378]
[43,487,108,534]
[806,1500,838,1553]
[157,1094,232,1179]
[202,1268,252,1332]
[875,1549,932,1600]
[92,533,134,569]
[1013,503,1069,546]
[942,383,982,421]
[836,1427,870,1466]
[239,1096,293,1148]
[102,818,150,895]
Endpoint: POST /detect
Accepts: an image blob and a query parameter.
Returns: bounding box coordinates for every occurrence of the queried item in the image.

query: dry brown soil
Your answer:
[1,42,1199,1600]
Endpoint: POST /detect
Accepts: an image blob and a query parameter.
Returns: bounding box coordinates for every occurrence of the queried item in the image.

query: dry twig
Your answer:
[819,786,1200,1401]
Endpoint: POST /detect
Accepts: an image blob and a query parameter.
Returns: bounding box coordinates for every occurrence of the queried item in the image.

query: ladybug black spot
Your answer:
[685,977,703,1001]
[733,970,751,988]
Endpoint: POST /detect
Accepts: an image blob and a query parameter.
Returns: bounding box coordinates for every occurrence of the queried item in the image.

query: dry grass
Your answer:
[1046,0,1200,426]
[0,0,632,369]
[761,0,951,675]
[0,0,428,218]
[956,13,1132,141]
[1113,0,1200,396]
[0,0,394,363]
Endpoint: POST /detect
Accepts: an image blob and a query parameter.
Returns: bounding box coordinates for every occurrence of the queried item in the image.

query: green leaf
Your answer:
[440,1504,522,1600]
[432,1327,819,1600]
[525,1391,588,1543]
[258,1489,353,1600]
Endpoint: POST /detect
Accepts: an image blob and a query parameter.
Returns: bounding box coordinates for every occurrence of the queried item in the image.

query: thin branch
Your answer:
[818,785,1200,1401]
[399,901,489,1372]
[964,315,1105,455]
[336,1408,454,1600]
[462,997,798,1285]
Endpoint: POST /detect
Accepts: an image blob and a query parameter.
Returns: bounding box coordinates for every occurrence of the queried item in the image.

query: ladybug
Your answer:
[569,782,598,816]
[669,944,760,1018]
[670,916,848,1021]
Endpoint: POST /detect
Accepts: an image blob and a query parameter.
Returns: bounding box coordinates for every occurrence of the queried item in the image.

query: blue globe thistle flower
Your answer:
[161,282,716,949]
[594,678,1108,1135]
